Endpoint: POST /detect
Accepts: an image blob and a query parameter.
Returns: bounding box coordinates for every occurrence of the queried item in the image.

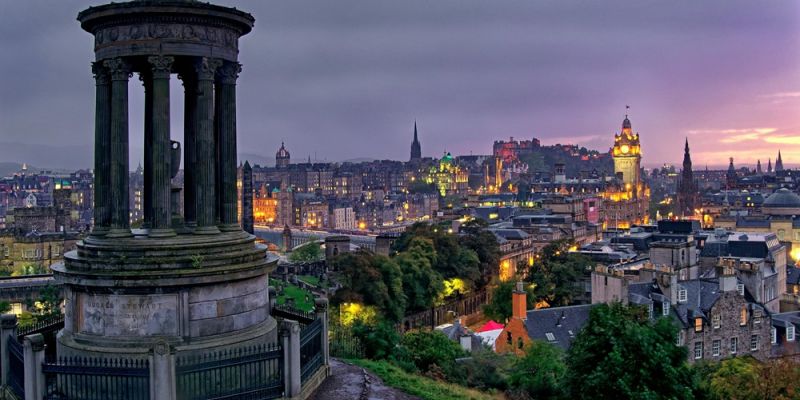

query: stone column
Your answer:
[193,57,222,234]
[23,334,45,400]
[282,320,301,398]
[216,62,242,231]
[0,315,17,386]
[315,297,330,368]
[141,71,153,229]
[242,160,254,234]
[179,72,197,228]
[148,55,176,237]
[91,62,112,236]
[150,341,176,400]
[104,57,132,238]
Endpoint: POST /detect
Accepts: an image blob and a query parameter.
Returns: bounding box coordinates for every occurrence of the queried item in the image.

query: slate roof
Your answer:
[524,304,595,350]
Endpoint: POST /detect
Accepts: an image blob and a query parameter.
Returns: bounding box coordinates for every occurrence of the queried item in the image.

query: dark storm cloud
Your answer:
[0,0,798,169]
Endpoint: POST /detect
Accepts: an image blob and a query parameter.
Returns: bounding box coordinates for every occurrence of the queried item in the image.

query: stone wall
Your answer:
[188,274,269,337]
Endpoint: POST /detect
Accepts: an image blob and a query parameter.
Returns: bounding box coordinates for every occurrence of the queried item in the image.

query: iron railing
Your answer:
[299,318,323,384]
[18,314,65,339]
[8,335,25,398]
[271,304,315,326]
[176,343,283,400]
[42,357,150,400]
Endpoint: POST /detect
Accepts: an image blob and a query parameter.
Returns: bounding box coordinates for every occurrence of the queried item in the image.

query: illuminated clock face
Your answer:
[620,144,630,154]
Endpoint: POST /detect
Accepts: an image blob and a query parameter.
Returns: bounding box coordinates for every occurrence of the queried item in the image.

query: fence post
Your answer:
[314,297,330,368]
[0,314,17,387]
[23,333,45,400]
[150,340,176,400]
[282,319,301,398]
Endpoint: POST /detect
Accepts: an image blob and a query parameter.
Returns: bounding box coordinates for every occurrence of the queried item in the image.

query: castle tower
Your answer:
[727,157,738,189]
[410,121,422,161]
[611,114,642,186]
[276,141,291,169]
[54,0,277,361]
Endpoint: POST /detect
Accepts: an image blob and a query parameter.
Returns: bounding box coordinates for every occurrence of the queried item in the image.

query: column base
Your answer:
[193,225,220,235]
[105,228,133,238]
[90,227,110,237]
[148,228,177,238]
[218,223,241,232]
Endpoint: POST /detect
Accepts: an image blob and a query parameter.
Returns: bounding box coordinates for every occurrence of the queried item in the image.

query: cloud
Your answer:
[686,128,777,143]
[763,135,800,145]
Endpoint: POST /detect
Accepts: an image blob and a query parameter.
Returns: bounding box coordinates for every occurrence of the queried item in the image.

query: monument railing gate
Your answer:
[299,318,323,385]
[175,343,284,400]
[42,356,150,400]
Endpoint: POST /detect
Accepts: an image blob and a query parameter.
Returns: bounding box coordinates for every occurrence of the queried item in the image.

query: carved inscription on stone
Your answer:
[80,293,178,336]
[95,24,238,50]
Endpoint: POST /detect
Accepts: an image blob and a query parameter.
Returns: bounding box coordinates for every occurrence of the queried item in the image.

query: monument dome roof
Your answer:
[764,188,800,208]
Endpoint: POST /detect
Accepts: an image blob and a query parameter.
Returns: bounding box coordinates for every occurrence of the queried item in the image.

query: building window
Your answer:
[506,332,512,345]
[788,326,796,342]
[694,342,703,359]
[740,307,748,326]
[545,332,555,342]
[695,317,703,332]
[648,303,654,319]
[662,301,670,316]
[737,284,745,296]
[678,288,687,303]
[771,328,777,344]
[712,314,721,329]
[730,337,738,354]
[712,339,721,357]
[753,310,762,325]
[750,335,758,351]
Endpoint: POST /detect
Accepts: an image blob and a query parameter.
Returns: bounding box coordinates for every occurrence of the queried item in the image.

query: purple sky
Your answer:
[0,0,798,170]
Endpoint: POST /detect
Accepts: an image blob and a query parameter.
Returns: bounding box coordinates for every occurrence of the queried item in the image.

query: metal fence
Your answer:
[8,335,25,398]
[42,357,151,400]
[271,304,315,326]
[329,322,363,359]
[299,318,323,384]
[17,314,65,339]
[175,343,284,400]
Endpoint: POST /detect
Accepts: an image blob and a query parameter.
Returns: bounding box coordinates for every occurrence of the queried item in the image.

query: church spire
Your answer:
[410,120,422,161]
[776,150,784,172]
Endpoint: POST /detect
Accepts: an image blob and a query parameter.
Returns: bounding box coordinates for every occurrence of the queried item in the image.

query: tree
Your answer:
[483,280,535,322]
[352,319,401,360]
[459,219,501,286]
[392,223,482,287]
[394,238,443,313]
[705,357,800,400]
[0,301,10,314]
[565,303,694,400]
[526,239,590,307]
[330,250,405,321]
[288,241,323,263]
[508,341,567,400]
[398,330,465,378]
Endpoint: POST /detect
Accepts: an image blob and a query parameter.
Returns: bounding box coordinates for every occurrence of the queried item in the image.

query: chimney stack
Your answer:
[718,258,738,292]
[512,281,527,320]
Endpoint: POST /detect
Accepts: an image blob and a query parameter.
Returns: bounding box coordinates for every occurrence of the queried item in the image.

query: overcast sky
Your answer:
[0,0,798,170]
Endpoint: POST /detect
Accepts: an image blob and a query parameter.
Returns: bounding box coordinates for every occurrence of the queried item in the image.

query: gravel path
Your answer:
[309,359,420,400]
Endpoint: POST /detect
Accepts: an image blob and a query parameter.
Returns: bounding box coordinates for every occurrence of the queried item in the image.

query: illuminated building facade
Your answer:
[426,152,469,196]
[602,115,650,229]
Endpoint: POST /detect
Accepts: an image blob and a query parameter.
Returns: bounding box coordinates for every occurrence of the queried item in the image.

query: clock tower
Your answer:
[611,115,641,186]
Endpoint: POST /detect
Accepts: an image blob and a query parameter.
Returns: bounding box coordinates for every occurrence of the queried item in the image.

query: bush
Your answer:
[508,341,566,399]
[458,349,511,392]
[352,320,400,360]
[398,330,465,379]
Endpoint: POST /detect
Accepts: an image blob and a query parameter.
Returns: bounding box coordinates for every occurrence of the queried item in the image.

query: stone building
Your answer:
[0,231,79,274]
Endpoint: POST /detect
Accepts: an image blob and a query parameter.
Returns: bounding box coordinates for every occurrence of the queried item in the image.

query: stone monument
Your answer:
[52,0,277,358]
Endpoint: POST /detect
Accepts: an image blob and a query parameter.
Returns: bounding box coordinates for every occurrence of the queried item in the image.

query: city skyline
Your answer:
[0,0,798,170]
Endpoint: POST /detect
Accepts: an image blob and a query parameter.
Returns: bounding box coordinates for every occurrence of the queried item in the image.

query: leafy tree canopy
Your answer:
[508,340,567,399]
[289,241,324,263]
[526,239,591,307]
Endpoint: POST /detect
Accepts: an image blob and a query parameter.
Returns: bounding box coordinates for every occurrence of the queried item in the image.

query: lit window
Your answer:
[789,326,796,342]
[750,335,758,351]
[695,317,703,332]
[740,307,748,326]
[712,339,721,357]
[730,337,738,354]
[694,342,703,359]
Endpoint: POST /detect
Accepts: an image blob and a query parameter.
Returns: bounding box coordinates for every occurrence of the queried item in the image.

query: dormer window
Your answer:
[753,310,762,325]
[662,301,670,316]
[788,325,796,342]
[678,288,687,303]
[737,284,745,296]
[712,314,721,329]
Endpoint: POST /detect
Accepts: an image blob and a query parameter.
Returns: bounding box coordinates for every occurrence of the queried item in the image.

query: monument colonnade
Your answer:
[91,54,242,238]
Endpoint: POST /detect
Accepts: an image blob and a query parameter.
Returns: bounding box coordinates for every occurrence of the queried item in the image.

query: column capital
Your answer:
[148,55,175,78]
[103,57,132,81]
[216,62,242,85]
[194,57,222,81]
[91,62,110,85]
